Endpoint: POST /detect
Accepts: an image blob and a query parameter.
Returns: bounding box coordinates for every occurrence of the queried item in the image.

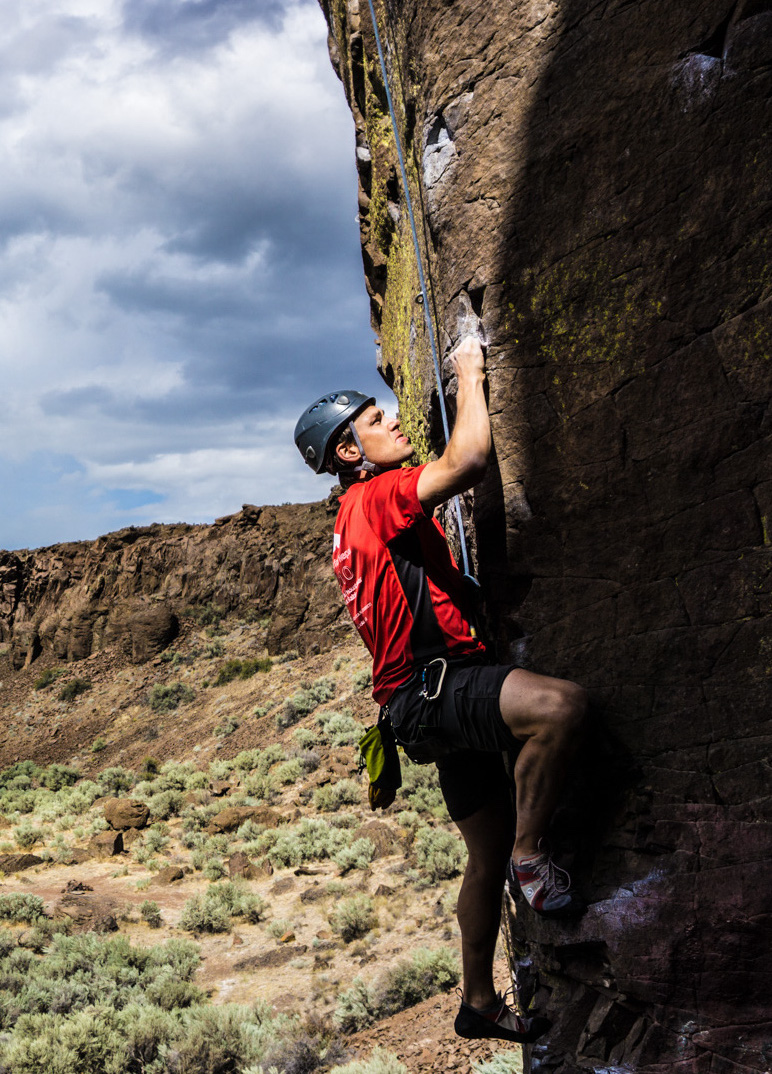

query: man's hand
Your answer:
[450,335,486,382]
[416,335,490,513]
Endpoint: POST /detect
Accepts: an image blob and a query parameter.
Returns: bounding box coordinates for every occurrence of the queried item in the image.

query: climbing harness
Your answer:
[364,0,480,589]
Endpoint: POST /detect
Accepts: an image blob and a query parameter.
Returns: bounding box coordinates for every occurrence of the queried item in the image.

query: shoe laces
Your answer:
[530,850,571,895]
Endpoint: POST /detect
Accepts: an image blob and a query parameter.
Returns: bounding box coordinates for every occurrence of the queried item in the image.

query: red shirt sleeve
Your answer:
[360,465,429,543]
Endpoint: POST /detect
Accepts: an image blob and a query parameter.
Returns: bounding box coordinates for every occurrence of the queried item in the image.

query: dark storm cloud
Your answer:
[122,0,286,53]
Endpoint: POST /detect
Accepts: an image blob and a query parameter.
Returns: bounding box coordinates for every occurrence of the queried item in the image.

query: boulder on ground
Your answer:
[208,806,259,833]
[0,854,44,874]
[54,891,118,933]
[354,820,399,859]
[104,798,149,830]
[152,866,184,885]
[89,831,124,858]
[227,852,259,879]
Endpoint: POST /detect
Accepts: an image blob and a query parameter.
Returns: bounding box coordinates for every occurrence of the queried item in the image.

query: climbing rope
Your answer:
[365,0,476,582]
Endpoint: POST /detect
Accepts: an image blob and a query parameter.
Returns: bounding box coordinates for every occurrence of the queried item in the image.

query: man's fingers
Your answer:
[450,335,485,372]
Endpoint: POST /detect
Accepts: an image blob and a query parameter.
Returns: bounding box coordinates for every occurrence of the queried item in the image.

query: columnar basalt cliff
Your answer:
[319,1,771,1071]
[0,498,351,670]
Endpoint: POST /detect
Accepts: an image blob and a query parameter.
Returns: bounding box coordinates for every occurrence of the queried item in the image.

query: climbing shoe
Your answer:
[507,850,586,919]
[454,993,551,1043]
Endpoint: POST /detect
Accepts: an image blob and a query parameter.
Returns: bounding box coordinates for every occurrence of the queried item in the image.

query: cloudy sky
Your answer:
[0,0,384,552]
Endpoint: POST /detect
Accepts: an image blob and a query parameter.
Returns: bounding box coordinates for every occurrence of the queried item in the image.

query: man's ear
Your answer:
[335,440,361,465]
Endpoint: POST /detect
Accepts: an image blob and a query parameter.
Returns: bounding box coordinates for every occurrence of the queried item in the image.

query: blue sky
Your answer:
[0,0,384,551]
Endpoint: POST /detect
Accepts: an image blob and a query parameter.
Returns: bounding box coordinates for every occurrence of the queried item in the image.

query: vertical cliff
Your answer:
[319,1,772,1070]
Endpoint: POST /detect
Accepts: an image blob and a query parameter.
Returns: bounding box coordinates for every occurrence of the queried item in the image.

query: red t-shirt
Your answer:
[333,465,485,703]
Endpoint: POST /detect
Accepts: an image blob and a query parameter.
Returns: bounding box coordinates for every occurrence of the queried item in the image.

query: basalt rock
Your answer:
[103,798,150,831]
[0,497,351,669]
[320,1,771,1071]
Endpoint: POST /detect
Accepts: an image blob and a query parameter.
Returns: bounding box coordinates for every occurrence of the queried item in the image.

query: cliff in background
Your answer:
[319,1,771,1071]
[0,497,350,671]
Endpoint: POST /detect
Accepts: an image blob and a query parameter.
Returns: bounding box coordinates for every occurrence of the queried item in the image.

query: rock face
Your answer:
[319,1,771,1071]
[0,498,351,669]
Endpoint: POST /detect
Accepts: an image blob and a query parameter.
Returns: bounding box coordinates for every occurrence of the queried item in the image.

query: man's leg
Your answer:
[454,790,514,1010]
[452,788,552,1043]
[498,669,587,861]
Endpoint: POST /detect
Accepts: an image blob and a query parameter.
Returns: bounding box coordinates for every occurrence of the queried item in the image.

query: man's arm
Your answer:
[416,336,490,513]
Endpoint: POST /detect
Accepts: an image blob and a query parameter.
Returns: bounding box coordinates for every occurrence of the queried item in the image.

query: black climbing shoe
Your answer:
[454,993,551,1044]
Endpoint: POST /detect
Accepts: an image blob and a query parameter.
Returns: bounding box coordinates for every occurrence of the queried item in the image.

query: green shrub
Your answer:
[90,737,107,753]
[291,727,317,750]
[265,918,295,940]
[58,677,91,702]
[313,779,361,812]
[232,745,284,773]
[33,669,60,691]
[334,947,459,1034]
[376,947,460,1015]
[413,827,466,883]
[0,935,300,1074]
[214,657,271,686]
[40,764,80,791]
[316,709,363,747]
[242,771,277,801]
[215,716,240,736]
[147,682,195,712]
[333,1047,409,1074]
[274,648,299,662]
[139,901,162,928]
[0,893,46,923]
[274,759,303,785]
[202,859,226,882]
[97,767,135,795]
[473,1053,524,1074]
[398,761,447,817]
[334,838,375,873]
[329,895,376,942]
[179,895,231,934]
[206,882,267,923]
[146,790,185,819]
[278,676,337,728]
[351,668,372,692]
[334,977,378,1033]
[258,817,350,869]
[13,824,46,849]
[188,602,225,627]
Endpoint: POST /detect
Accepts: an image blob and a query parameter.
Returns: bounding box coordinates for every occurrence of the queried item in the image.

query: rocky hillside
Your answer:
[319,2,771,1073]
[0,575,520,1074]
[0,495,350,673]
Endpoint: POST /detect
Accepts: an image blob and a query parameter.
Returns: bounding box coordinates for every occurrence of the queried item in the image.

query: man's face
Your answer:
[342,405,414,470]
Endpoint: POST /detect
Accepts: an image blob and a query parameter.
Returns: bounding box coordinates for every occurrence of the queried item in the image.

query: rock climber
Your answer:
[294,336,588,1044]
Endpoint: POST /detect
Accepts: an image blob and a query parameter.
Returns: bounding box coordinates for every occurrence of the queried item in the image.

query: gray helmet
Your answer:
[294,391,375,474]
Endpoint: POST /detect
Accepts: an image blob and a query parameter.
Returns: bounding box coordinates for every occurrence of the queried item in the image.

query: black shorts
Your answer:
[386,658,520,822]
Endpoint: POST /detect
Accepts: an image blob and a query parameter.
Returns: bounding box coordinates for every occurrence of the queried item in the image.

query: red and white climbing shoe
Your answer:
[455,992,551,1043]
[507,849,586,919]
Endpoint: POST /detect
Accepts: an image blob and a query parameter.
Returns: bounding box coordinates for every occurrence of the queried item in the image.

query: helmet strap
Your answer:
[348,422,381,475]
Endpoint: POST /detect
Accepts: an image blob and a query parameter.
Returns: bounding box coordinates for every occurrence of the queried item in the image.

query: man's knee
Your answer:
[537,680,588,741]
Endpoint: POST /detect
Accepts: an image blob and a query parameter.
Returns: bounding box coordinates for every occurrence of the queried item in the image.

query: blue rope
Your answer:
[365,0,473,579]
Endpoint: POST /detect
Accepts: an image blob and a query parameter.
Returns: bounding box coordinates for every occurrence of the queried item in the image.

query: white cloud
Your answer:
[0,0,382,550]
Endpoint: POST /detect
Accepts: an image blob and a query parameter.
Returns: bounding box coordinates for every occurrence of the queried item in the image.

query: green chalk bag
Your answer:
[358,708,402,811]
